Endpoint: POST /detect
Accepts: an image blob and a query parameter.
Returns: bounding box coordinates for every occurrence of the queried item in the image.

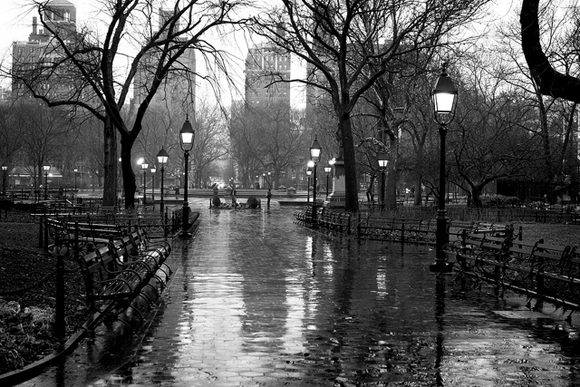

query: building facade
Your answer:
[11,0,78,99]
[244,43,291,108]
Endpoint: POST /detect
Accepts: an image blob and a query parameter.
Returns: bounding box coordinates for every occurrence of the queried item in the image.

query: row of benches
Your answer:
[444,232,580,314]
[293,206,510,244]
[357,216,508,243]
[294,206,352,235]
[47,218,172,314]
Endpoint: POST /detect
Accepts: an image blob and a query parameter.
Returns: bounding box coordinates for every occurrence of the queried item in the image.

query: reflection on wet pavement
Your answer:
[19,202,580,386]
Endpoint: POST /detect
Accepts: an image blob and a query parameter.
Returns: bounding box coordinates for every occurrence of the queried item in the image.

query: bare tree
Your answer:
[228,101,266,188]
[252,0,491,212]
[10,0,250,208]
[189,103,229,188]
[229,101,310,188]
[13,101,73,189]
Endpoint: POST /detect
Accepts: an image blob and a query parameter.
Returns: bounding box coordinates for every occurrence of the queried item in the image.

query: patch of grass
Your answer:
[517,222,579,247]
[0,214,89,375]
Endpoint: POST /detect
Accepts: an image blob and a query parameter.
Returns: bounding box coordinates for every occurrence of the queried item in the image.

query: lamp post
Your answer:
[310,136,321,202]
[150,166,156,203]
[429,64,458,273]
[2,165,7,196]
[378,153,389,212]
[141,162,149,207]
[324,165,331,199]
[179,116,195,237]
[43,164,50,200]
[156,147,168,213]
[306,166,312,203]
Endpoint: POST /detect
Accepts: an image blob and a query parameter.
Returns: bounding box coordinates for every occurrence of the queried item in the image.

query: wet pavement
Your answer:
[18,200,580,386]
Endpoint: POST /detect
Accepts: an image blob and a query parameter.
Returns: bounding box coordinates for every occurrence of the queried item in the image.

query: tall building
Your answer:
[244,43,291,108]
[11,0,78,99]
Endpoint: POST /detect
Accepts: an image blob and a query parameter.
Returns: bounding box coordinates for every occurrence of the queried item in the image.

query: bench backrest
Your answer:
[508,239,541,258]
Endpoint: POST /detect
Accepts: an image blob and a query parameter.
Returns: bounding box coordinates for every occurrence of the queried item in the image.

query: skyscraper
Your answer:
[244,42,291,109]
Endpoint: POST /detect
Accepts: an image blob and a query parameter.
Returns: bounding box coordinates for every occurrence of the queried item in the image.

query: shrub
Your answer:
[247,196,260,208]
[480,194,521,208]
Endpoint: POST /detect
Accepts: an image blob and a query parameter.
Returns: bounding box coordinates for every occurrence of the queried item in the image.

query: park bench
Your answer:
[442,224,517,270]
[355,216,398,240]
[294,205,318,225]
[119,228,170,264]
[74,241,170,311]
[451,235,580,314]
[61,221,172,311]
[70,225,171,307]
[356,216,440,243]
[316,208,351,235]
[44,218,124,249]
[66,221,124,244]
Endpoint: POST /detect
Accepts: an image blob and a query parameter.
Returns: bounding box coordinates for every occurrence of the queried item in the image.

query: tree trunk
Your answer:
[120,135,137,210]
[413,180,422,206]
[535,88,555,181]
[366,172,375,203]
[102,116,117,207]
[339,116,359,213]
[413,150,424,206]
[385,137,398,211]
[471,186,483,208]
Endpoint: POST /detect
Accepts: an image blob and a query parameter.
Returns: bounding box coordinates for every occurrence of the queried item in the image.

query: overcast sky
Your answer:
[0,0,518,102]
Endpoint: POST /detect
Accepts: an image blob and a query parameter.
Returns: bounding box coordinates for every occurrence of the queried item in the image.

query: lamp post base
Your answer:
[429,261,454,273]
[431,209,451,273]
[180,202,192,238]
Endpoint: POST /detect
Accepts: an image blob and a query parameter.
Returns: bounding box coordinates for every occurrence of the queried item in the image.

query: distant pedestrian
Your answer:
[267,188,272,208]
[212,185,221,208]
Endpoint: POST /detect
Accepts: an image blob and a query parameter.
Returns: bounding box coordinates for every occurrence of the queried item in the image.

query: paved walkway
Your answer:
[18,202,580,386]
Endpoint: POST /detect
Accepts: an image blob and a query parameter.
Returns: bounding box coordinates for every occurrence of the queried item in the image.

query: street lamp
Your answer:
[43,164,50,200]
[150,166,156,203]
[378,153,389,211]
[2,165,7,196]
[324,165,332,199]
[430,64,458,273]
[309,136,321,225]
[310,136,321,201]
[73,168,78,191]
[156,147,169,213]
[141,161,149,207]
[179,116,195,237]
